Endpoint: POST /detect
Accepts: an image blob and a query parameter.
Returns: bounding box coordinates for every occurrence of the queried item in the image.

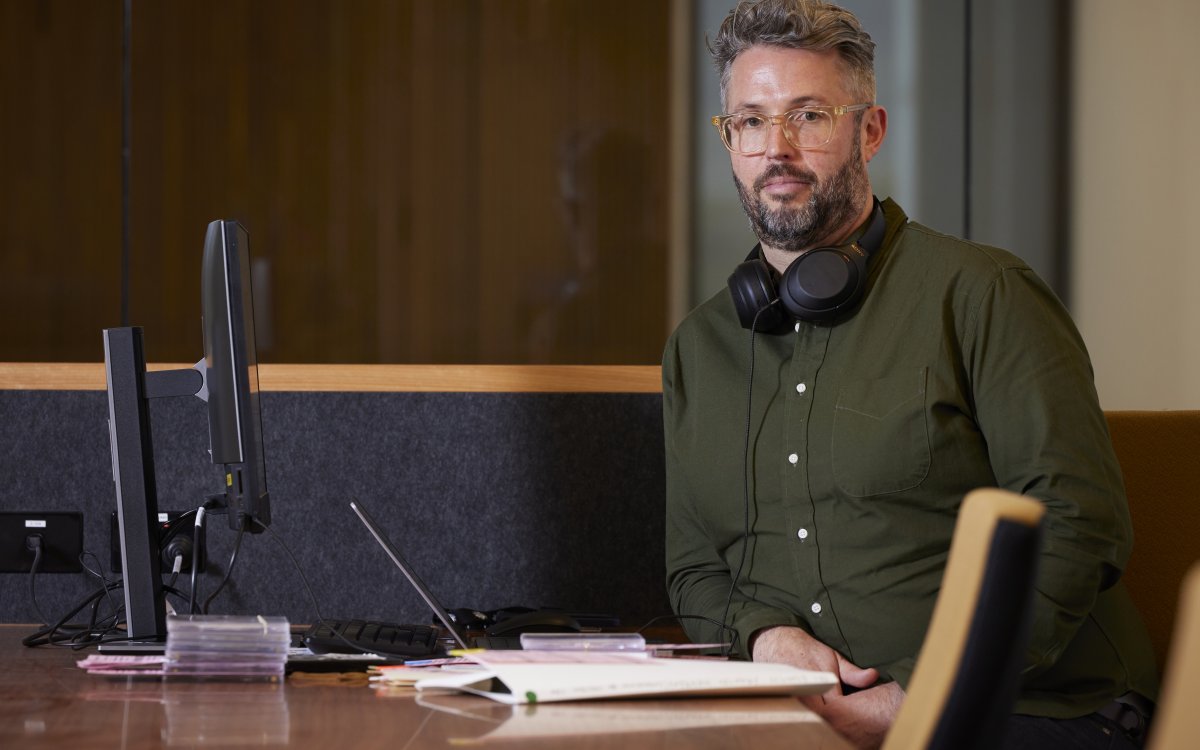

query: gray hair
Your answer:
[710,0,876,111]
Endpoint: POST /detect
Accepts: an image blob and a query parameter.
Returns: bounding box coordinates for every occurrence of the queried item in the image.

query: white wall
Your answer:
[1072,0,1200,409]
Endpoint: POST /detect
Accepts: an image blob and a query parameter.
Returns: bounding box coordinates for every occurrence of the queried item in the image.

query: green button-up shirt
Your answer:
[663,198,1158,718]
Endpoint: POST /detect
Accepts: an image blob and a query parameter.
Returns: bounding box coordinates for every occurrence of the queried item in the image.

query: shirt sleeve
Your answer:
[662,327,805,658]
[964,266,1132,677]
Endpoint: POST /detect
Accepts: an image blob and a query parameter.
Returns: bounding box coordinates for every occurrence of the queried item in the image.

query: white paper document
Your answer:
[413,656,837,705]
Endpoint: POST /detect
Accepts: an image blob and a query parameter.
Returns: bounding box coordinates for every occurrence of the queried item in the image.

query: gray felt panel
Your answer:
[0,390,669,630]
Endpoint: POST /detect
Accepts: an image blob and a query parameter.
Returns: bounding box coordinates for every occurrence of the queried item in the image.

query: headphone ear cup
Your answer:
[778,247,868,323]
[728,197,885,329]
[728,259,785,331]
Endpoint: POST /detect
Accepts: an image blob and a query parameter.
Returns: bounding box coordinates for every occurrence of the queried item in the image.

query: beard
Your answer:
[733,139,870,252]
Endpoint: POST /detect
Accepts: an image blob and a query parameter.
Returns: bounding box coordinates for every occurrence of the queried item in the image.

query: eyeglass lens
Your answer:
[723,110,833,154]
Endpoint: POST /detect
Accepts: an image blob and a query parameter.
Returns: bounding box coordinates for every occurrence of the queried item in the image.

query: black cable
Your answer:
[201,521,246,614]
[636,614,738,654]
[250,518,325,622]
[88,584,188,647]
[252,515,383,655]
[26,536,53,627]
[79,550,123,621]
[717,303,772,657]
[165,554,184,591]
[189,506,208,614]
[85,587,119,633]
[23,538,196,649]
[60,551,123,642]
[74,587,123,647]
[22,579,123,648]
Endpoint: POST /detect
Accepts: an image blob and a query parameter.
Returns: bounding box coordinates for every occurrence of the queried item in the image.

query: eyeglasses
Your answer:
[711,103,872,155]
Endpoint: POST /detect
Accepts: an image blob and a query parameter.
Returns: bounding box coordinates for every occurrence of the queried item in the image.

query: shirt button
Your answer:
[811,602,822,615]
[788,453,798,465]
[797,528,809,541]
[796,383,807,394]
[794,322,801,333]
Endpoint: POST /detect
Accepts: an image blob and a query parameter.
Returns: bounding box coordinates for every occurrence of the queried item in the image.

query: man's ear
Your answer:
[861,106,887,163]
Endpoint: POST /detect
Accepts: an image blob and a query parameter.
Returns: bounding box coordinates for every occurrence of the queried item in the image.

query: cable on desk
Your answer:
[23,496,230,649]
[24,540,123,647]
[22,579,192,649]
[22,579,121,648]
[79,550,123,621]
[23,541,190,649]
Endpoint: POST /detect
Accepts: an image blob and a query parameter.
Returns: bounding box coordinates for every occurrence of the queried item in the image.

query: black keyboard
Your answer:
[470,635,523,650]
[303,619,441,658]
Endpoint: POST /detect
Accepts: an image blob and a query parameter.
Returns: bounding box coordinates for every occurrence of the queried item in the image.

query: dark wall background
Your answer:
[0,389,670,629]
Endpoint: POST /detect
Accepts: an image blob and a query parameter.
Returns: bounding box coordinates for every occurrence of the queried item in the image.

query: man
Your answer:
[662,1,1159,748]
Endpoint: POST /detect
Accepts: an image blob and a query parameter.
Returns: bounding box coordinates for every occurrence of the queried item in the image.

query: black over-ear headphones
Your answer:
[728,198,887,330]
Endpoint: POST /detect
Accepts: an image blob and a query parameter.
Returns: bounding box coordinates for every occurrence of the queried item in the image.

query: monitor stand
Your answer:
[100,327,205,655]
[98,639,169,655]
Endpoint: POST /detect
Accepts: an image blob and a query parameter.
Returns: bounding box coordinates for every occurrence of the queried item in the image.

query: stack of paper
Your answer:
[77,653,167,676]
[413,650,837,704]
[164,615,291,681]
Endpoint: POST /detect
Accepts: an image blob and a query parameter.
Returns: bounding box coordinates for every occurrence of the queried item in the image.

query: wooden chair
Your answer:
[1147,562,1200,749]
[1105,410,1200,669]
[883,488,1045,750]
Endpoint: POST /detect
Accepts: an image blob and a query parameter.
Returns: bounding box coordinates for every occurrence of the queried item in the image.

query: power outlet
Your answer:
[0,512,84,573]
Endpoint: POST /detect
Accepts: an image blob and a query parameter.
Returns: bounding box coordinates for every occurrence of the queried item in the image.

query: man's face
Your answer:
[725,45,881,254]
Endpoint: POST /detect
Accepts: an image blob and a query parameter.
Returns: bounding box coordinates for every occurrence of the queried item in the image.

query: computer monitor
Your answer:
[103,219,270,648]
[201,220,270,532]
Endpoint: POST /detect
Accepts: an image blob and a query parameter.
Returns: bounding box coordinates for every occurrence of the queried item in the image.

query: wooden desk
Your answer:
[0,626,851,749]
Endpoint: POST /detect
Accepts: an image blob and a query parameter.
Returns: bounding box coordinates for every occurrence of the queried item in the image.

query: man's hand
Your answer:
[815,681,905,750]
[750,626,879,706]
[750,625,903,747]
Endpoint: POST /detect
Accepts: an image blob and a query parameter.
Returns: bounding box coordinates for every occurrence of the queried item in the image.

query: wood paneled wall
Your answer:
[0,1,671,365]
[1,0,124,359]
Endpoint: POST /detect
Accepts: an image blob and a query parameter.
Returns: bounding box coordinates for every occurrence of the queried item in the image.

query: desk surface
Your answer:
[0,626,852,749]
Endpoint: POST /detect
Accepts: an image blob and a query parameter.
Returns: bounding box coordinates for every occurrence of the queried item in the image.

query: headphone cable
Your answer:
[718,302,774,656]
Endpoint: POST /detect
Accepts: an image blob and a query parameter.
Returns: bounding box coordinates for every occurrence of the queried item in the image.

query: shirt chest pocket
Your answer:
[831,368,931,497]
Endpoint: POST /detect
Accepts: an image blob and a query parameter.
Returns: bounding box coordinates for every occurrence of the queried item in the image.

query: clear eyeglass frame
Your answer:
[711,103,873,155]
